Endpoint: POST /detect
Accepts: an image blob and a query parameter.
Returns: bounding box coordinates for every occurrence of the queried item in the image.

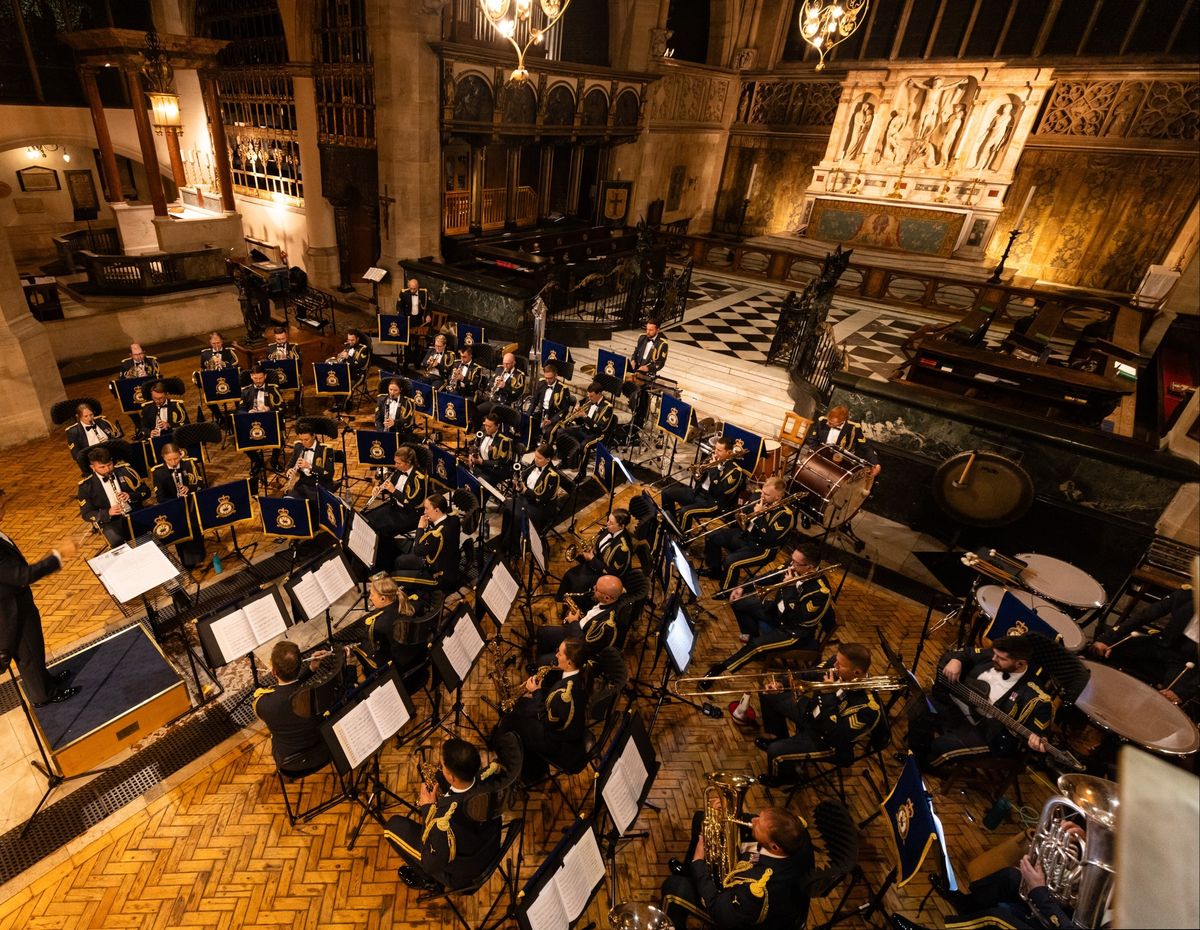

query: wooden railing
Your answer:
[443,186,538,235]
[673,235,1128,339]
[78,248,231,296]
[52,227,121,274]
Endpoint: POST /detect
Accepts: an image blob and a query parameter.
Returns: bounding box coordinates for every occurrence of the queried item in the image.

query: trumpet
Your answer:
[670,669,907,698]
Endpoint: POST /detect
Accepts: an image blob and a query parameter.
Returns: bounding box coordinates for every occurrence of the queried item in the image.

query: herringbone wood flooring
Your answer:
[0,355,1053,929]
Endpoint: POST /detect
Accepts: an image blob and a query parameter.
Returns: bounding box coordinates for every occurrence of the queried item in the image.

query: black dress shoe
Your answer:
[756,773,789,789]
[397,866,441,892]
[754,737,774,752]
[34,686,80,707]
[0,651,11,674]
[668,857,686,876]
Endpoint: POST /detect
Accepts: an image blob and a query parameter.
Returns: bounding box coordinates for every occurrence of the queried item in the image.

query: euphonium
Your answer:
[1021,774,1118,928]
[204,353,225,370]
[701,771,756,886]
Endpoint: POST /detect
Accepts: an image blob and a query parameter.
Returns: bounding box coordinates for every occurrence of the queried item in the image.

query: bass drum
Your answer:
[933,450,1034,528]
[790,444,873,528]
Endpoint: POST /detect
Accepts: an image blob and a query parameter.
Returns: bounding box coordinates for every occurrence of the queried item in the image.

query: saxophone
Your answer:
[701,771,756,886]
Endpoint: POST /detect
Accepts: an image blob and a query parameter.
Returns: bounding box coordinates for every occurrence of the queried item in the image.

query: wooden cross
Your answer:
[378,184,396,241]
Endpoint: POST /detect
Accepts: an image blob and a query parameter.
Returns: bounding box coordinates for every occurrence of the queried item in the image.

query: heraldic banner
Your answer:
[409,377,434,417]
[356,429,398,470]
[657,393,694,442]
[199,368,243,406]
[109,375,156,414]
[318,486,348,540]
[880,754,940,887]
[376,313,409,346]
[596,348,628,386]
[146,435,205,466]
[720,422,764,474]
[233,411,283,451]
[258,495,316,538]
[127,497,195,546]
[428,442,459,489]
[435,391,470,431]
[456,321,484,349]
[593,442,616,494]
[541,339,570,368]
[263,357,300,392]
[194,479,254,531]
[983,591,1062,644]
[313,361,351,397]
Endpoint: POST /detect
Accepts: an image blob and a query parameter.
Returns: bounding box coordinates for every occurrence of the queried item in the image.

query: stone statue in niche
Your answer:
[876,110,907,164]
[939,103,967,165]
[650,27,673,58]
[841,101,875,160]
[905,75,972,141]
[971,103,1016,171]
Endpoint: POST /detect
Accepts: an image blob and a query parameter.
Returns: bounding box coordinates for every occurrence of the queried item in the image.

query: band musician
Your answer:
[943,849,1084,930]
[702,476,796,593]
[328,329,371,413]
[420,333,452,386]
[119,342,159,380]
[0,487,81,707]
[200,331,239,370]
[494,636,591,780]
[627,318,669,430]
[562,381,614,451]
[139,381,188,441]
[364,445,428,568]
[394,494,461,592]
[352,574,431,691]
[375,379,416,438]
[527,362,573,443]
[1090,587,1197,708]
[151,443,207,568]
[536,575,624,663]
[65,402,127,476]
[78,447,150,546]
[476,352,526,419]
[470,413,514,486]
[499,443,561,550]
[906,634,1054,770]
[662,436,747,535]
[661,805,813,930]
[399,277,430,367]
[726,546,835,657]
[283,423,336,504]
[254,640,330,767]
[445,345,484,404]
[557,508,633,604]
[805,405,880,479]
[383,738,503,892]
[266,326,301,363]
[752,642,882,788]
[241,365,284,493]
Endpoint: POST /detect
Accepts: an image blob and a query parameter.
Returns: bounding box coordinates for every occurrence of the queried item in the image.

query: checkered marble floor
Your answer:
[672,272,931,381]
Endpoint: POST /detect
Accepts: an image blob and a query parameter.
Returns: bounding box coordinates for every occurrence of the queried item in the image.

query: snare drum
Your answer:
[790,444,873,528]
[1017,553,1106,610]
[1074,660,1200,756]
[974,585,1085,652]
[753,439,782,481]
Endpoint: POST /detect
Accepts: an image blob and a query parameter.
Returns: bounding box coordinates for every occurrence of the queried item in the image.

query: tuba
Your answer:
[1021,773,1118,928]
[701,771,756,886]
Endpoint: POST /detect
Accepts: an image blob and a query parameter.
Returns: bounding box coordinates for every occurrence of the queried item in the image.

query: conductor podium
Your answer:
[28,624,190,777]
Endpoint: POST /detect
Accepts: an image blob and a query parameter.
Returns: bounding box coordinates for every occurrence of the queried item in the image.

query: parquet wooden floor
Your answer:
[0,353,1054,929]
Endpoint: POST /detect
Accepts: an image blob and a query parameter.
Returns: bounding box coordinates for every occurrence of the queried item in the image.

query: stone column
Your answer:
[125,70,168,217]
[567,146,584,217]
[80,68,123,203]
[164,131,187,190]
[201,74,236,212]
[538,144,554,219]
[504,145,521,230]
[292,75,340,285]
[469,145,485,235]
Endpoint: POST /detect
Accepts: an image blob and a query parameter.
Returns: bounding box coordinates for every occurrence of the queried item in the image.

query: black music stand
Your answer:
[912,549,978,664]
[516,818,607,930]
[283,548,358,648]
[196,587,294,694]
[641,597,723,736]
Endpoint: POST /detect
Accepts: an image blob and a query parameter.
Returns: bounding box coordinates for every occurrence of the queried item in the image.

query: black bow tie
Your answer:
[1001,672,1011,681]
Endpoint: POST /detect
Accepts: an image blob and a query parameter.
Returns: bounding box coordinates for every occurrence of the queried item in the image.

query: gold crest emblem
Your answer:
[443,401,457,421]
[276,507,295,529]
[414,389,425,407]
[152,514,174,539]
[249,420,266,441]
[547,350,558,361]
[896,799,914,841]
[1008,619,1030,636]
[603,359,616,376]
[388,321,400,337]
[326,503,337,527]
[368,440,386,460]
[133,386,145,404]
[463,331,474,346]
[597,460,608,480]
[215,494,236,518]
[666,407,680,428]
[325,369,339,388]
[436,459,448,479]
[215,376,231,395]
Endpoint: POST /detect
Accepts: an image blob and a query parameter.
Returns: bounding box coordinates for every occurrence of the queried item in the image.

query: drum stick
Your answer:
[1163,661,1195,694]
[1104,630,1143,651]
[953,453,977,488]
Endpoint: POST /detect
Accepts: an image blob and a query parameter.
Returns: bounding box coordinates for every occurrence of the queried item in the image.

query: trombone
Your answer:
[705,562,841,600]
[670,669,907,698]
[685,489,808,543]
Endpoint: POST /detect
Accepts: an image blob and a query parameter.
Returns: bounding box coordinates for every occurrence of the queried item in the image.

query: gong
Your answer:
[932,450,1034,527]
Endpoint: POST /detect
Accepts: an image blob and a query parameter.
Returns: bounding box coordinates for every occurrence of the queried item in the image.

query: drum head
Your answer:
[975,585,1085,651]
[1017,553,1106,609]
[933,451,1034,527]
[1076,661,1200,755]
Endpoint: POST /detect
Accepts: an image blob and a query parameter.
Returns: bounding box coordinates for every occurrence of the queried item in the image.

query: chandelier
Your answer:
[477,0,573,83]
[800,0,869,71]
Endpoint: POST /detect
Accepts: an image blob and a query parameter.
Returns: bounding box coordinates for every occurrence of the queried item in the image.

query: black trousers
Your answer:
[660,812,708,929]
[11,605,54,704]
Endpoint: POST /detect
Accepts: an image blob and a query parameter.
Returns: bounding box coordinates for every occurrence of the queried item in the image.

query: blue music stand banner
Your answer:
[313,362,351,397]
[127,496,195,545]
[233,411,283,451]
[377,313,409,345]
[258,496,316,539]
[110,376,156,415]
[262,357,300,392]
[880,755,940,887]
[456,321,484,349]
[435,390,470,430]
[983,592,1060,644]
[596,348,628,384]
[593,443,616,493]
[657,393,694,441]
[198,368,242,406]
[378,370,407,391]
[355,429,397,468]
[409,378,434,417]
[195,479,254,531]
[541,339,570,367]
[720,422,764,473]
[317,486,348,540]
[517,412,538,449]
[457,466,480,497]
[428,443,459,489]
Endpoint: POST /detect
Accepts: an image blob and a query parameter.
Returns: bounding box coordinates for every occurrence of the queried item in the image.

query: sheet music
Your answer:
[481,562,519,626]
[602,738,650,835]
[291,572,328,621]
[442,614,484,682]
[207,611,257,664]
[523,888,569,930]
[347,513,378,566]
[528,520,546,573]
[558,826,604,920]
[92,542,178,602]
[242,591,289,643]
[475,474,506,503]
[315,555,355,603]
[365,679,410,741]
[331,701,383,770]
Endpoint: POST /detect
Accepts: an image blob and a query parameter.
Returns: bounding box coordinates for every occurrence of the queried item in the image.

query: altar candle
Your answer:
[747,163,758,196]
[1013,184,1036,229]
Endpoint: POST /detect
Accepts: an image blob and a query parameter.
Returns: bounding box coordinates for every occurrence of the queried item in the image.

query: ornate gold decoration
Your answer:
[799,1,869,71]
[477,0,575,83]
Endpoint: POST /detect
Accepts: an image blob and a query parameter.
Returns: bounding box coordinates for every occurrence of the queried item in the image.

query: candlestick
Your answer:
[747,162,758,196]
[1013,184,1036,230]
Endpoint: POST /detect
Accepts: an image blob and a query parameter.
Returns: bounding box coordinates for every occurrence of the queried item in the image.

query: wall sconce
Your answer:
[148,92,183,135]
[24,144,69,162]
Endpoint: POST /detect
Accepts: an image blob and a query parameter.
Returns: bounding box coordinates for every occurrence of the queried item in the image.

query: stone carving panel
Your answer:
[647,69,731,126]
[1037,78,1200,141]
[734,80,842,128]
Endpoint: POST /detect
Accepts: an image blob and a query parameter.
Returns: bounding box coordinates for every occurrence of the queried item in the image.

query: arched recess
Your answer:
[581,88,609,127]
[454,74,495,124]
[613,90,639,128]
[544,84,576,126]
[500,82,538,125]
